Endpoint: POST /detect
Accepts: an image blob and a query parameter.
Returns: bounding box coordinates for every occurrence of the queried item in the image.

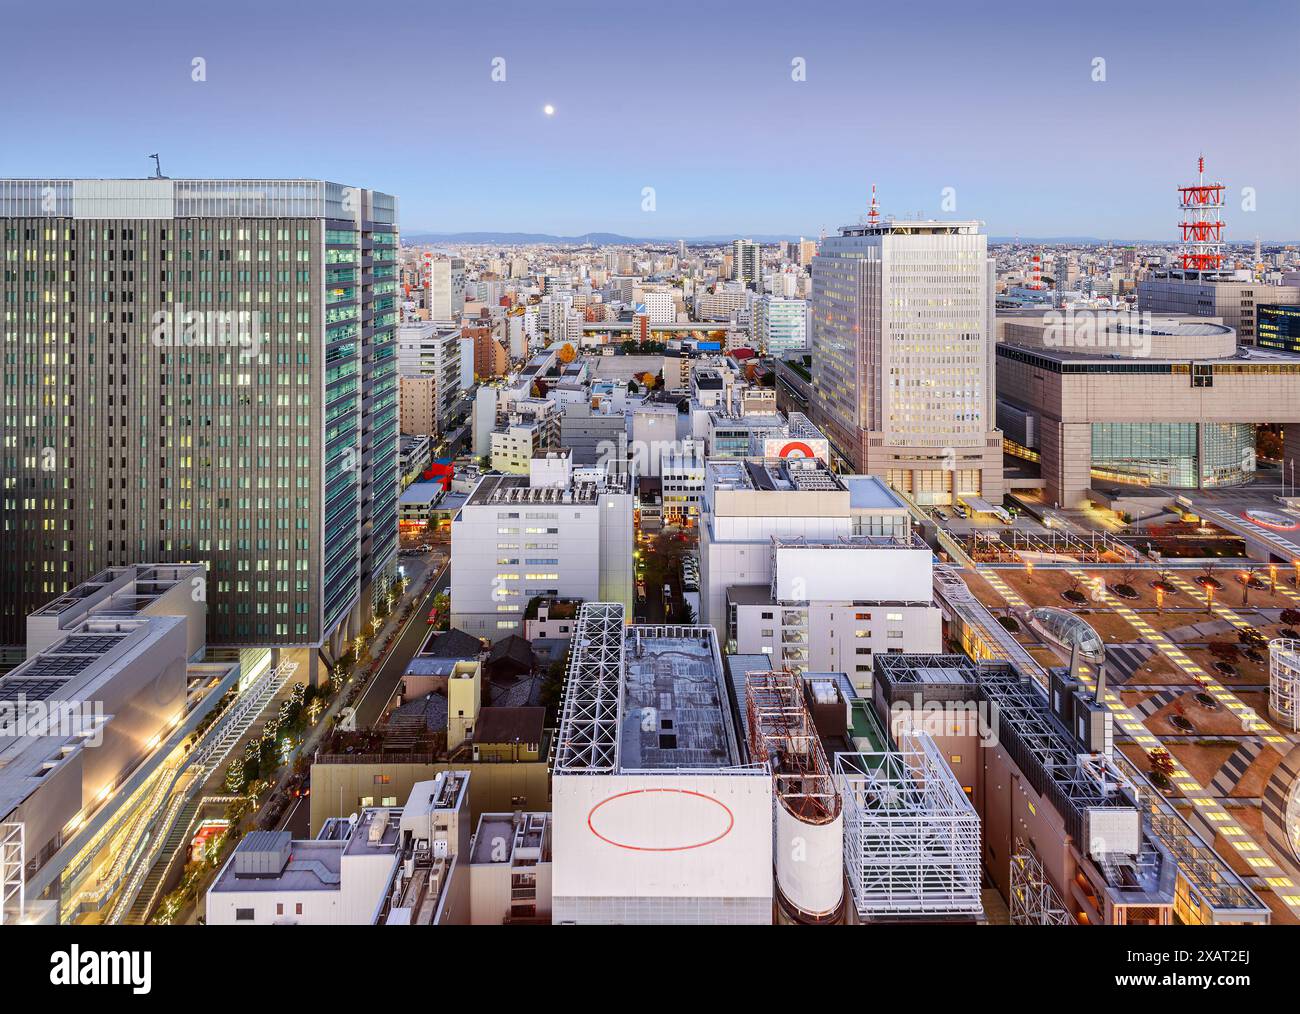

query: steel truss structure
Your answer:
[835,731,982,920]
[1178,156,1226,272]
[965,527,1139,565]
[745,670,839,823]
[0,822,23,925]
[1010,839,1074,925]
[553,602,625,773]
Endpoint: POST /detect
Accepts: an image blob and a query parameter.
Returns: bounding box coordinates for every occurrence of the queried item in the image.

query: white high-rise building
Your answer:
[643,290,675,325]
[425,255,466,320]
[754,295,808,355]
[449,469,633,637]
[810,218,1002,504]
[732,239,761,289]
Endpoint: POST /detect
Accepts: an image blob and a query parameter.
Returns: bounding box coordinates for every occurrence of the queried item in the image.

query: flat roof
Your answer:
[620,626,739,769]
[842,474,906,510]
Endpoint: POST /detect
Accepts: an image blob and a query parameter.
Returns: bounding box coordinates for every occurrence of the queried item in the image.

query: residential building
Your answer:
[732,239,762,289]
[489,399,561,474]
[397,321,462,436]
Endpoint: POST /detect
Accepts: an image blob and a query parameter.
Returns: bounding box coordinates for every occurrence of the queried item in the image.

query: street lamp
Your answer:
[1155,585,1165,611]
[1240,571,1250,607]
[1270,563,1278,593]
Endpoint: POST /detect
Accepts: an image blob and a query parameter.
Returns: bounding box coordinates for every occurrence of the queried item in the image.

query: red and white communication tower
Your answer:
[867,183,880,225]
[1178,156,1226,272]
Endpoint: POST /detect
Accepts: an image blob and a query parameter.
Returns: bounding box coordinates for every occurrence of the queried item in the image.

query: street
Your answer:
[352,560,451,728]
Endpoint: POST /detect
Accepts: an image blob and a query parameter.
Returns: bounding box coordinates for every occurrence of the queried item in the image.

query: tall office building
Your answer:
[810,217,1003,504]
[0,178,399,674]
[731,239,761,289]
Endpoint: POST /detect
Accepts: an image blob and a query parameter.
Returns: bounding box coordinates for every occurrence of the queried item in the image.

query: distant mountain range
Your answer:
[404,230,1295,247]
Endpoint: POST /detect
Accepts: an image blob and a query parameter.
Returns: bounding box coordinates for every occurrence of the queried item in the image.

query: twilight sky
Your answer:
[2,0,1297,240]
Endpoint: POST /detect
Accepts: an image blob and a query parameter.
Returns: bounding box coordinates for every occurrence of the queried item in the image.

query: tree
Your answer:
[558,343,576,364]
[540,657,568,724]
[225,757,248,794]
[640,372,657,388]
[1148,747,1176,789]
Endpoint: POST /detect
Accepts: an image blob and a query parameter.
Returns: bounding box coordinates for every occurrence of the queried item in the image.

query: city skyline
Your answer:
[5,0,1300,961]
[2,0,1297,239]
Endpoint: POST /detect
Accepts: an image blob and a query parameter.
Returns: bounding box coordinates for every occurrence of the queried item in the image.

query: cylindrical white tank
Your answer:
[775,801,843,922]
[1270,639,1300,733]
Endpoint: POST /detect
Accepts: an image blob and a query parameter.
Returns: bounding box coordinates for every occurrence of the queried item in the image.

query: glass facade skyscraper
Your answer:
[0,179,399,669]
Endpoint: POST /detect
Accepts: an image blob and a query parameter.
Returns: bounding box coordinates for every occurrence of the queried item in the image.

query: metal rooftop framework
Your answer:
[1010,841,1074,925]
[0,823,22,925]
[964,527,1140,565]
[745,670,840,824]
[553,603,625,773]
[876,652,1270,921]
[836,731,983,920]
[973,661,1137,848]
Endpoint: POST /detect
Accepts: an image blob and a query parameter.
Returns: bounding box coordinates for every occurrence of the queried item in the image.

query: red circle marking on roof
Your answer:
[587,788,735,852]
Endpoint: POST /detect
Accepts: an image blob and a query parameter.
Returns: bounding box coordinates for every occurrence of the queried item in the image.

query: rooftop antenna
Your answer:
[867,183,880,225]
[148,153,167,179]
[1177,154,1224,273]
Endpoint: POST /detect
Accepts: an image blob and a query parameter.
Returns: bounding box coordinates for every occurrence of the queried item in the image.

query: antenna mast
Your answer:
[1178,155,1225,273]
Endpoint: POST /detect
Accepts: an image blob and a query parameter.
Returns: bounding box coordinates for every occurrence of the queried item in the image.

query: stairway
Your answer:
[121,798,202,925]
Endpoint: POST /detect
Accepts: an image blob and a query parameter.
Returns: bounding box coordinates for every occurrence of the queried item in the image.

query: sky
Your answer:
[2,0,1297,240]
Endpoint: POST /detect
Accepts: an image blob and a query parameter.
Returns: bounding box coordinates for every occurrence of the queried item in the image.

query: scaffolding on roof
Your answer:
[553,602,625,773]
[745,670,839,824]
[836,730,982,920]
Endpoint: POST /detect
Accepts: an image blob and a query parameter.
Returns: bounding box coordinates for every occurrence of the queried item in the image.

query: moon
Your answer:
[543,104,555,116]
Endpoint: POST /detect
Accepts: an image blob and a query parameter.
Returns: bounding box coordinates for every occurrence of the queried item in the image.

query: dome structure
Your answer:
[1027,607,1105,665]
